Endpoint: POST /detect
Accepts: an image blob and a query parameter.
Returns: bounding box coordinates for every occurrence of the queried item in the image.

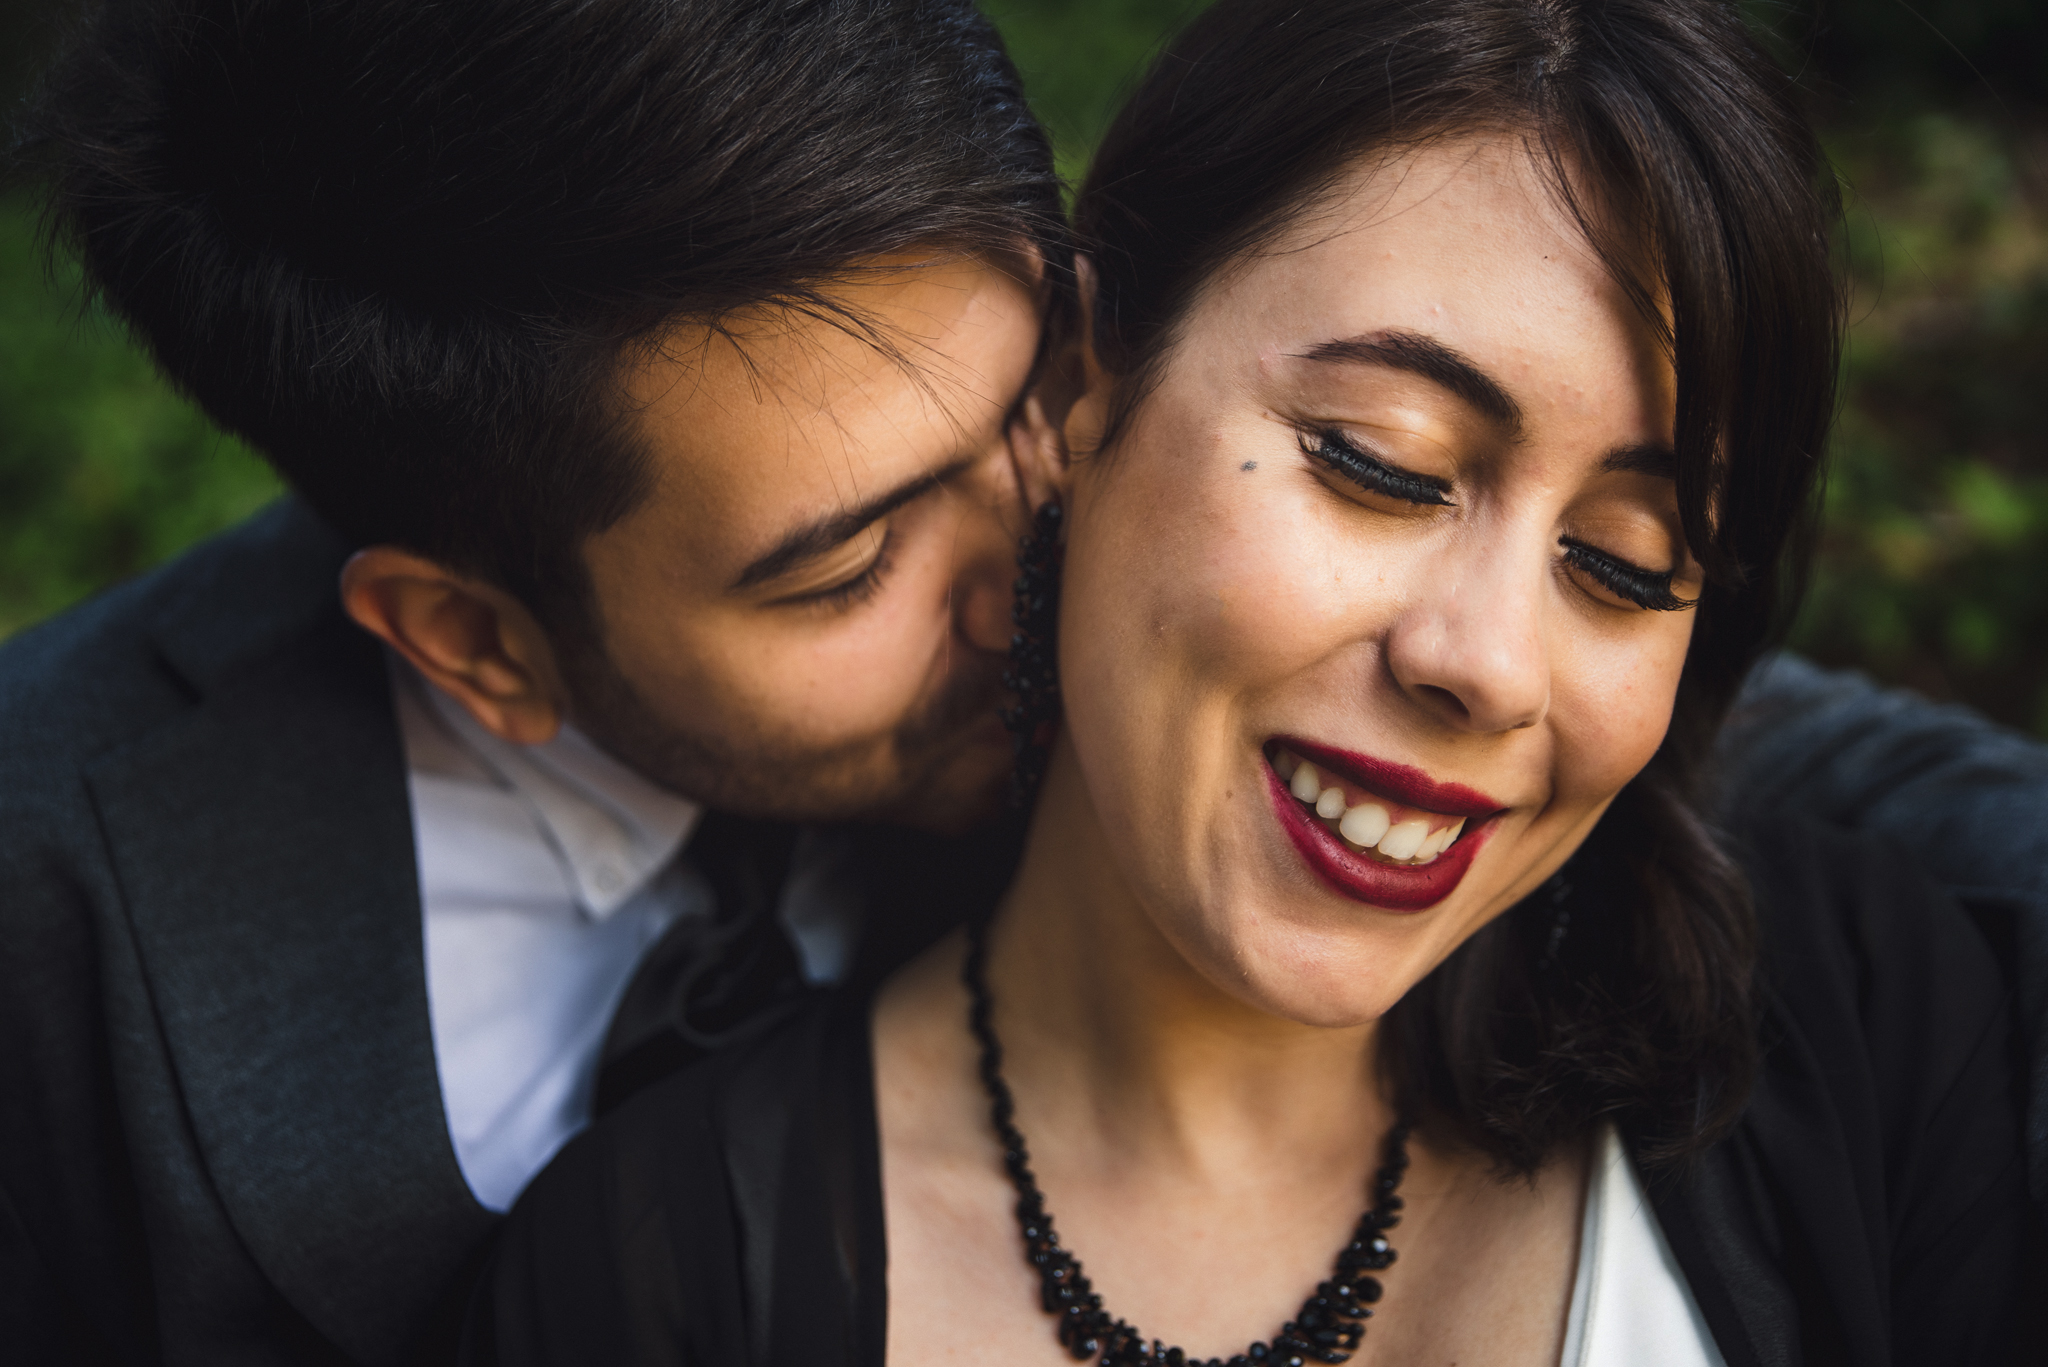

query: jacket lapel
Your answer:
[1641,1125,1799,1367]
[85,501,494,1366]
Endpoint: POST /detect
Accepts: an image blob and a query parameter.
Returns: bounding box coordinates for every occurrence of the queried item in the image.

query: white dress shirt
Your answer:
[392,662,858,1212]
[1559,1125,1726,1367]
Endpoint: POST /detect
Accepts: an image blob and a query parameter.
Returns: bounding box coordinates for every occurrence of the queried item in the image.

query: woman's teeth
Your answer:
[1275,750,1467,865]
[1338,801,1390,848]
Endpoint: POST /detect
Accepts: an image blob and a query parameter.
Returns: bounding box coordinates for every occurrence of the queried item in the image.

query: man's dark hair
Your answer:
[1077,0,1842,1171]
[21,0,1066,613]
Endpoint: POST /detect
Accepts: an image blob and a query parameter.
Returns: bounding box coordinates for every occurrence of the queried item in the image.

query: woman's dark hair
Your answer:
[1076,0,1842,1170]
[17,0,1066,617]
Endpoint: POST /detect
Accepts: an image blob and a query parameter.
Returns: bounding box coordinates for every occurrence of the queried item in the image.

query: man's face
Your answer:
[564,255,1042,832]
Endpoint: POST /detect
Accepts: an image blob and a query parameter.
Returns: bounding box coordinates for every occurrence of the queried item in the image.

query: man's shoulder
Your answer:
[0,498,356,778]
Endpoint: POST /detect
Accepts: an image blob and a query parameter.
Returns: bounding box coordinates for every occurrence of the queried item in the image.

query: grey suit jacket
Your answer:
[2,499,2042,1365]
[0,500,494,1366]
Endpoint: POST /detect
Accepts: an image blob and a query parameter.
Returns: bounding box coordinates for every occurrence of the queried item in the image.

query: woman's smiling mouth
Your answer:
[1274,747,1469,863]
[1263,738,1503,911]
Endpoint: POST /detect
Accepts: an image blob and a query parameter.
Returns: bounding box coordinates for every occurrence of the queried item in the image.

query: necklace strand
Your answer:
[962,919,1412,1367]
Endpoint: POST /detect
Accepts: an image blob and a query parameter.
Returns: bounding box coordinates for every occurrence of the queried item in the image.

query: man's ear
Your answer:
[1007,253,1110,512]
[339,547,572,746]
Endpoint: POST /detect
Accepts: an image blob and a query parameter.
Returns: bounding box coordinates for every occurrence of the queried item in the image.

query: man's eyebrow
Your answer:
[1600,442,1678,478]
[731,455,977,591]
[1295,330,1524,433]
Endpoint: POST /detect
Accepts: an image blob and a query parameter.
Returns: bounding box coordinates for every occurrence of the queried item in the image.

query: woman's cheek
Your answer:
[1119,475,1363,694]
[1550,618,1692,802]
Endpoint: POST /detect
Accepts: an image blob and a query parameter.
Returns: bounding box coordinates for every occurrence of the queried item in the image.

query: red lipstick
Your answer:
[1263,745,1502,912]
[1277,737,1501,818]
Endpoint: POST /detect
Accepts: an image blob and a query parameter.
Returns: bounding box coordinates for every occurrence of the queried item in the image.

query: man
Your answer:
[3,3,2044,1366]
[2,1,1062,1362]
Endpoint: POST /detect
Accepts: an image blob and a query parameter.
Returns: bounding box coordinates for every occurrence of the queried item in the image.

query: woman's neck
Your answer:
[979,734,1399,1176]
[874,736,1589,1367]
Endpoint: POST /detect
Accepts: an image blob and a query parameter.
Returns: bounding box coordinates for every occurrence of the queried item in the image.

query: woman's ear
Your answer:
[1007,253,1109,512]
[339,547,572,745]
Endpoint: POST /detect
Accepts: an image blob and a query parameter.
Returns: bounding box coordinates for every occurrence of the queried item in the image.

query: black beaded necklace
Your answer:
[962,919,1413,1367]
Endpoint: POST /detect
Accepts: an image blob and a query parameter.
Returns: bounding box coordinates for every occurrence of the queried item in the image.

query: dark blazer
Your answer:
[0,500,495,1366]
[466,822,2033,1367]
[1716,653,2048,1210]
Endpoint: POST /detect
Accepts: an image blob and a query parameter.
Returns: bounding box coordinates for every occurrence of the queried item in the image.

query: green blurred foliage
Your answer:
[979,0,1203,184]
[0,193,281,637]
[3,0,2047,737]
[1791,108,2048,732]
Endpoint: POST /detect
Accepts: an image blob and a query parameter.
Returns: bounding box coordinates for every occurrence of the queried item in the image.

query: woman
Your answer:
[465,1,2030,1363]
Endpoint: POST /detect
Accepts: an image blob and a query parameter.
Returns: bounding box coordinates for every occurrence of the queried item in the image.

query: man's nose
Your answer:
[947,487,1025,657]
[1381,529,1551,734]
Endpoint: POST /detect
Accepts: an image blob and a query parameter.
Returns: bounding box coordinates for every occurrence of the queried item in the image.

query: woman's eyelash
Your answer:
[1294,428,1689,612]
[800,530,896,611]
[1299,427,1453,507]
[1560,539,1696,612]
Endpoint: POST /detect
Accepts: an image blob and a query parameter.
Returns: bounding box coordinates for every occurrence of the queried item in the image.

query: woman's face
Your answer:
[1056,134,1699,1026]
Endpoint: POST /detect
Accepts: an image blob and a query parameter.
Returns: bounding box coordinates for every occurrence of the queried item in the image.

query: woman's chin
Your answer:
[1172,907,1447,1031]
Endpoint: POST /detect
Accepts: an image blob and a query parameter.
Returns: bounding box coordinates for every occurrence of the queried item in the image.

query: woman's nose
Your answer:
[1381,534,1551,734]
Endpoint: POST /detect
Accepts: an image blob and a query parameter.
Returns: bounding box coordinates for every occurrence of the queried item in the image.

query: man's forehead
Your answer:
[611,255,1041,576]
[634,252,1037,401]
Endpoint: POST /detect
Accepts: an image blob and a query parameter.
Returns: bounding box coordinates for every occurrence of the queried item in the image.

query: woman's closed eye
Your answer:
[1298,424,1692,611]
[1298,426,1453,507]
[1560,538,1695,612]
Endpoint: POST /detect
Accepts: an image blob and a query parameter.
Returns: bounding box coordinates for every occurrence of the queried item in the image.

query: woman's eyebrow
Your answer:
[1600,442,1677,478]
[1294,329,1524,434]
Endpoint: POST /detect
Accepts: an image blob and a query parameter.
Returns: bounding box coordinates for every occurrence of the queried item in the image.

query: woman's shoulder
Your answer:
[1740,813,2000,986]
[1734,817,2024,1238]
[1652,817,2033,1367]
[1736,815,2011,1102]
[461,989,871,1367]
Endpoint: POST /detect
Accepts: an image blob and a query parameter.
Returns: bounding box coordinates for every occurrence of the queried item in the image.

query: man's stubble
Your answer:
[559,628,1014,833]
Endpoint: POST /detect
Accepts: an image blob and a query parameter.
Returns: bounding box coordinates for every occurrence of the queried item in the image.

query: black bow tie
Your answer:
[594,809,807,1116]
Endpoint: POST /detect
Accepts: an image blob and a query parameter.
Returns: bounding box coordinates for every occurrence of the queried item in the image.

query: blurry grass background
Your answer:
[4,0,2047,734]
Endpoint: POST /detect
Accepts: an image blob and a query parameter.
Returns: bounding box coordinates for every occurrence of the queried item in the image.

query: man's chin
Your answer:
[873,773,1007,835]
[626,719,1012,831]
[566,653,1015,829]
[864,734,1012,834]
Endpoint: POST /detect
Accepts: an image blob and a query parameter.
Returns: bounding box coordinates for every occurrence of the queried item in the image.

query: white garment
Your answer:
[1559,1126,1726,1367]
[394,662,862,1212]
[395,663,703,1211]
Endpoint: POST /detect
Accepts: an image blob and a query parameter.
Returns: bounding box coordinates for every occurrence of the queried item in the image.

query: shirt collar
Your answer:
[400,660,702,919]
